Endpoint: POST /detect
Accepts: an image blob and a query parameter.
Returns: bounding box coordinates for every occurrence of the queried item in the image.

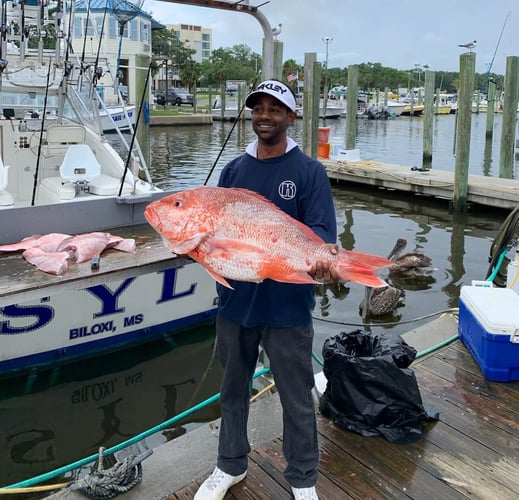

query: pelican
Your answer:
[359,282,402,318]
[458,40,477,52]
[360,241,405,318]
[388,237,433,274]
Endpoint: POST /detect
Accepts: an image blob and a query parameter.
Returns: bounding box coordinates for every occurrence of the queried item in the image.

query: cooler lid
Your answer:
[460,286,519,334]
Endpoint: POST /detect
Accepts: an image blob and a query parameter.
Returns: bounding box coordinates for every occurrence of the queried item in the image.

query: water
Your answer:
[0,114,514,490]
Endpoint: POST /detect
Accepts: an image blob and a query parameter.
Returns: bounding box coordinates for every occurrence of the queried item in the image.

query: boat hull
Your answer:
[0,195,218,376]
[100,105,136,132]
[0,257,218,375]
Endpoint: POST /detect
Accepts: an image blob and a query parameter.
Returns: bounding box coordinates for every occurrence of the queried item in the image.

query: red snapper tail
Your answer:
[335,250,392,287]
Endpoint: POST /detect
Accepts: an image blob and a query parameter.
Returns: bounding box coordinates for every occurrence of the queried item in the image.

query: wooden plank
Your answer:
[416,352,519,436]
[233,457,291,499]
[318,417,462,499]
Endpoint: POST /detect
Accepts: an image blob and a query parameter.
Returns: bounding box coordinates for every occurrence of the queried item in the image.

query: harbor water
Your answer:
[0,113,516,489]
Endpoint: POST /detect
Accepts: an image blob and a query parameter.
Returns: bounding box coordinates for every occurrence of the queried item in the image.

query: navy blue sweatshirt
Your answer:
[216,145,337,328]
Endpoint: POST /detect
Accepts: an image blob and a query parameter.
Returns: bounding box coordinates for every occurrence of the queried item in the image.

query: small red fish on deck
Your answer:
[144,186,392,288]
[0,232,136,275]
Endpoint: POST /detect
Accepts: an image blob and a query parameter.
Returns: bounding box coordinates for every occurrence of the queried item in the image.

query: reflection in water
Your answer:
[0,326,222,487]
[483,137,493,176]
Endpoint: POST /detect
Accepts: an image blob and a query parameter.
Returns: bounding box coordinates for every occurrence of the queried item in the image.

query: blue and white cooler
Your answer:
[458,285,519,382]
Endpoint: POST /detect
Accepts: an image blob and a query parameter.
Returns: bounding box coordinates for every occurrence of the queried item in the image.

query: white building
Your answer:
[72,0,158,105]
[166,23,212,64]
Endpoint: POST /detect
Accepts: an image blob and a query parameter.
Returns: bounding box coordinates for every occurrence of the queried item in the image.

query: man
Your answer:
[195,80,339,500]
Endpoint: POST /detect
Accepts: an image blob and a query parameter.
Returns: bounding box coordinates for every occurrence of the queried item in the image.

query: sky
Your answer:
[143,0,518,76]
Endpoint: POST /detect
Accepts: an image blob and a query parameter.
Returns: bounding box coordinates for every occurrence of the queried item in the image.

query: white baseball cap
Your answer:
[245,80,297,112]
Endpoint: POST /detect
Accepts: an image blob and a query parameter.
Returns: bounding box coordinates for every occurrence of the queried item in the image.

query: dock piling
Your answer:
[498,56,519,179]
[453,52,475,213]
[422,70,435,170]
[346,65,358,150]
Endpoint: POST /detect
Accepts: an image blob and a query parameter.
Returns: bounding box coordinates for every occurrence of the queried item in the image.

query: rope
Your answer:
[70,447,153,499]
[312,307,459,328]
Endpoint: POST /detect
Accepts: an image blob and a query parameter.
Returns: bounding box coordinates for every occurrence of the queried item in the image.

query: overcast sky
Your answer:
[144,0,518,75]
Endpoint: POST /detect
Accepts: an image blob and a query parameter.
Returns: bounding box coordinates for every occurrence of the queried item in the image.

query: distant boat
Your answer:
[211,106,251,121]
[99,105,136,132]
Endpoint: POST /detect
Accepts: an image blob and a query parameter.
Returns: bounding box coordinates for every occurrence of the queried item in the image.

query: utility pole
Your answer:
[322,36,333,119]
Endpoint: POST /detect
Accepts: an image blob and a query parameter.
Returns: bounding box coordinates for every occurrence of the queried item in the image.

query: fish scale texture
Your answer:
[145,187,391,287]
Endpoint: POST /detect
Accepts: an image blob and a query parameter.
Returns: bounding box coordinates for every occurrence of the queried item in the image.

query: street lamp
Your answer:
[322,36,333,117]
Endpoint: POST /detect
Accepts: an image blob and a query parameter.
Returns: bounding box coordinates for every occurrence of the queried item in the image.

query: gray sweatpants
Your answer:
[215,315,319,488]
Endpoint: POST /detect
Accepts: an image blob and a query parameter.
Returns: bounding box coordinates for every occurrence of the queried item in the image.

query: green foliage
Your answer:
[151,28,197,89]
[151,30,504,95]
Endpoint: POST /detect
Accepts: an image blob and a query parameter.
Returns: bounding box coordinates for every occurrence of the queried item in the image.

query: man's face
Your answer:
[250,94,297,144]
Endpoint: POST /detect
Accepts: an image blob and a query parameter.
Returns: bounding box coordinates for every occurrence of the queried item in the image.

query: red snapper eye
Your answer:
[174,200,183,208]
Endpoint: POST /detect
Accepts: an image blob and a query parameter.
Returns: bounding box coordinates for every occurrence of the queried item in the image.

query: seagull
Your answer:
[272,23,282,40]
[458,40,477,52]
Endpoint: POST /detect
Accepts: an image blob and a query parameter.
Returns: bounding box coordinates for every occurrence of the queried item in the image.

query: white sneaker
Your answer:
[194,466,247,500]
[292,486,319,500]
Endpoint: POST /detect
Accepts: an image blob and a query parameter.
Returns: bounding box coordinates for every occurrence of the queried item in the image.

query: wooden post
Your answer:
[135,54,150,170]
[346,65,358,150]
[485,79,496,139]
[422,70,435,169]
[453,52,475,213]
[302,53,320,158]
[499,56,519,179]
[272,40,283,80]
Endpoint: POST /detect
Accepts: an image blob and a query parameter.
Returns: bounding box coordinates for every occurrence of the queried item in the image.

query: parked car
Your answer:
[156,88,193,106]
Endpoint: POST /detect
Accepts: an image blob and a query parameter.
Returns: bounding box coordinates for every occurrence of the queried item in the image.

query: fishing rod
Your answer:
[80,0,92,76]
[482,10,511,92]
[203,82,257,186]
[118,62,153,196]
[31,59,53,206]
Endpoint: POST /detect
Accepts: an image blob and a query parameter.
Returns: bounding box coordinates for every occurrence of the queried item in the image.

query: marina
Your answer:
[1,1,519,497]
[3,109,518,494]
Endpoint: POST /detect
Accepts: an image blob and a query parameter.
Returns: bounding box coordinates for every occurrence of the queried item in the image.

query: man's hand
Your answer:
[310,244,340,283]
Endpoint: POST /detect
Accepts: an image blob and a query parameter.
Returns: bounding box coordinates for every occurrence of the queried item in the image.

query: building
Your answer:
[166,24,212,64]
[72,0,159,105]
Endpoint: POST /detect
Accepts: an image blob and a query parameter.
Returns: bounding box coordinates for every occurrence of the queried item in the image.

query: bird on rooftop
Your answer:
[388,237,434,275]
[458,40,477,52]
[272,23,282,40]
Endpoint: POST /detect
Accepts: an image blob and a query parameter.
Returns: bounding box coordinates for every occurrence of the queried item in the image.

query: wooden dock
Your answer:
[322,159,519,210]
[169,340,519,499]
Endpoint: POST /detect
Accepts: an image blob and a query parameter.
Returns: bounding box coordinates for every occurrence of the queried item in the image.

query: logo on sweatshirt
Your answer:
[278,180,296,200]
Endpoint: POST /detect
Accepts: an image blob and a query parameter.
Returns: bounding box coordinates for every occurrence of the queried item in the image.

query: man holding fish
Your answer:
[195,80,339,500]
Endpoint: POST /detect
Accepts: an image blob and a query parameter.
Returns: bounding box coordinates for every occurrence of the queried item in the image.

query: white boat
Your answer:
[211,106,251,121]
[0,1,217,375]
[100,105,137,132]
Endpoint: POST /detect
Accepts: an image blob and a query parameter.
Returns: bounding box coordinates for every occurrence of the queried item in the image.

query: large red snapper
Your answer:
[144,187,391,289]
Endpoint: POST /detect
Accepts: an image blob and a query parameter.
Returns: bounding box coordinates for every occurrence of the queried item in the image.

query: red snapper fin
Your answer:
[335,250,392,287]
[203,267,234,289]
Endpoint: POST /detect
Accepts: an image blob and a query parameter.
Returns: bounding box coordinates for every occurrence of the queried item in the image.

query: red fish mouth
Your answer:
[144,205,161,232]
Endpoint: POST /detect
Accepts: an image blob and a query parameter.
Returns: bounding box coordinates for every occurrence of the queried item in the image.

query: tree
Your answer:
[151,28,196,86]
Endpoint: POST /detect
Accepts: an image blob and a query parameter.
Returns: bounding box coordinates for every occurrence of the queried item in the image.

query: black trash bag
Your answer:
[319,330,440,444]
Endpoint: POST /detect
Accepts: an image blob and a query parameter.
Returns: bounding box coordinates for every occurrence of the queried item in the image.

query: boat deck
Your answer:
[0,224,183,307]
[169,340,519,499]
